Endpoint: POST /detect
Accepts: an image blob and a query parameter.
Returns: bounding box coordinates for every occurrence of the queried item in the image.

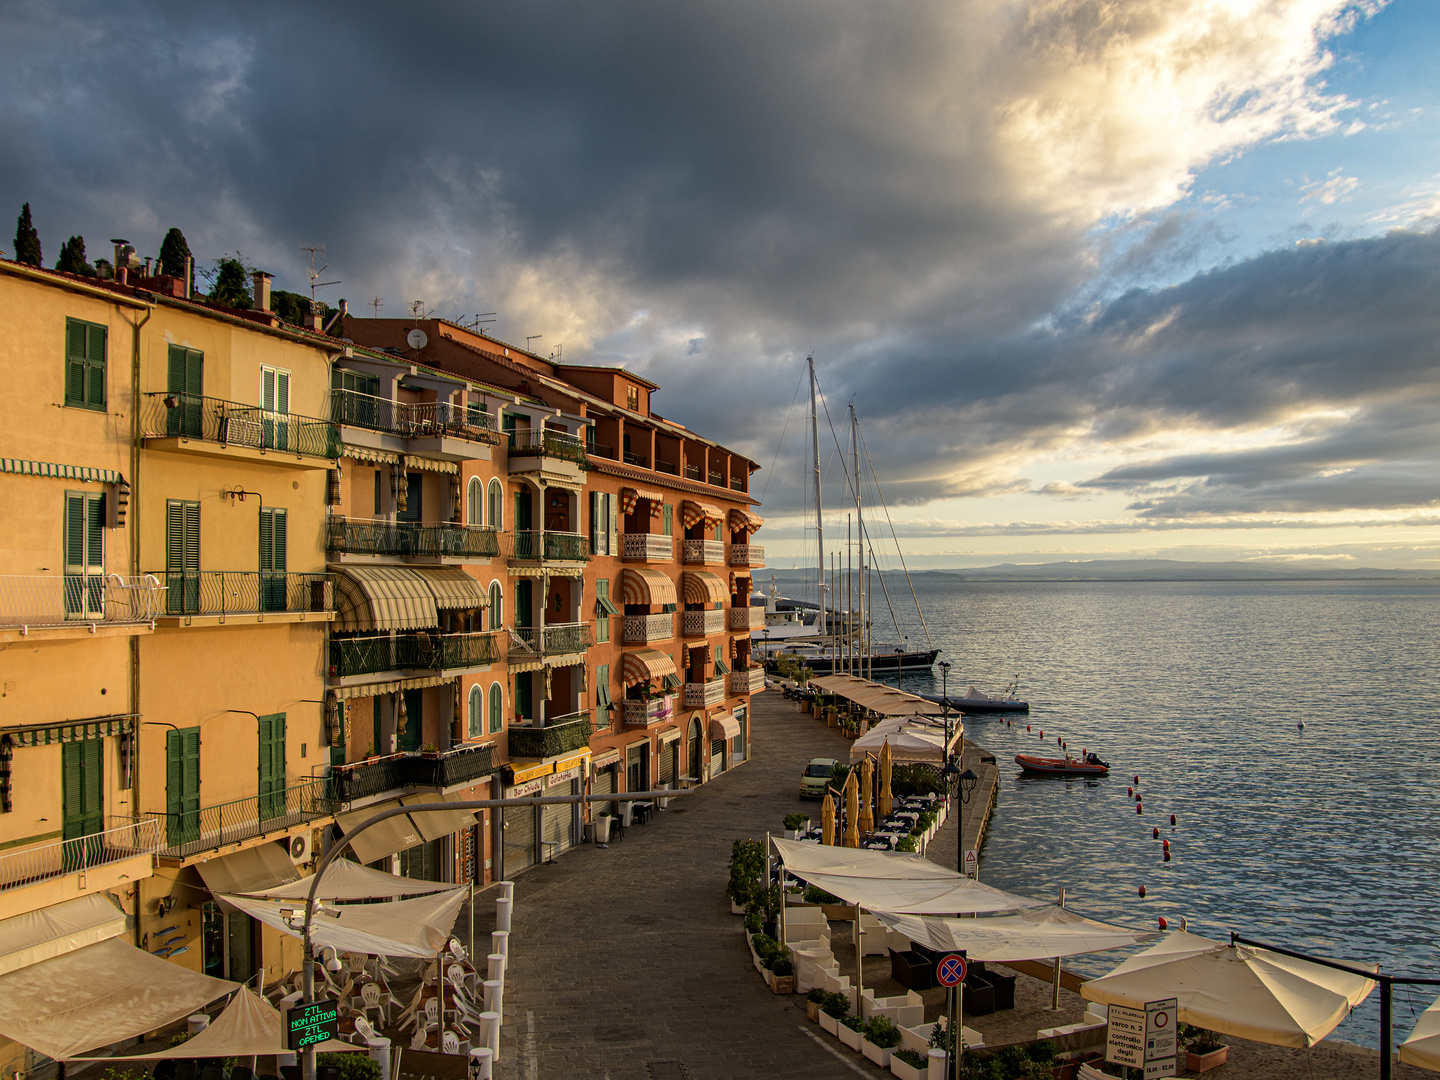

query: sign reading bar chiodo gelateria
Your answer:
[286,1000,340,1050]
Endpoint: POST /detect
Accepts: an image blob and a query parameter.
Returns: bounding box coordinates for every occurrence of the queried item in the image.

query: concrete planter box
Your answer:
[806,1000,821,1022]
[766,969,795,995]
[730,900,746,915]
[890,1055,926,1080]
[838,1023,864,1050]
[862,1039,894,1068]
[1186,1047,1229,1072]
[819,1011,840,1036]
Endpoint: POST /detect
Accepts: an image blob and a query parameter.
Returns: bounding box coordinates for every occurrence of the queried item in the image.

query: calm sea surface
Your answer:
[866,578,1440,1047]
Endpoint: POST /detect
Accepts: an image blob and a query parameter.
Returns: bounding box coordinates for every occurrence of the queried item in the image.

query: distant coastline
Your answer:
[760,558,1440,584]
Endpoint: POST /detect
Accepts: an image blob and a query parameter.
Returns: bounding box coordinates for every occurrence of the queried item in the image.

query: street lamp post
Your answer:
[957,767,978,875]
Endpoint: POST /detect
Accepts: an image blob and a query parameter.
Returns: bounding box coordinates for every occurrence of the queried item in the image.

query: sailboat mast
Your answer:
[852,404,866,680]
[809,355,824,624]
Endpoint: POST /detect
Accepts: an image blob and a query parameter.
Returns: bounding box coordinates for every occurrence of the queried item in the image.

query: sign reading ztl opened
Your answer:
[287,1000,340,1050]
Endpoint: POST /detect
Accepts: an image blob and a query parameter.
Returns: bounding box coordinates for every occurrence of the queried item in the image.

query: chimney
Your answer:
[252,270,272,312]
[308,309,324,331]
[183,255,193,299]
[143,256,153,277]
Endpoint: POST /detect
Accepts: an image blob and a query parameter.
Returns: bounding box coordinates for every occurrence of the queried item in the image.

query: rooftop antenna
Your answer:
[550,343,563,362]
[370,297,383,318]
[463,312,497,332]
[526,335,543,352]
[300,243,340,303]
[410,300,432,324]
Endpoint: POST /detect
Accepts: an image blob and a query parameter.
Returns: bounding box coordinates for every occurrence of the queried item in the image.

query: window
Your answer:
[261,366,290,414]
[515,672,533,720]
[488,480,503,530]
[626,385,639,412]
[396,472,423,524]
[467,477,483,525]
[595,579,613,642]
[63,491,105,619]
[468,685,484,738]
[488,683,503,734]
[595,664,611,709]
[714,645,730,675]
[164,499,201,614]
[166,345,204,437]
[662,504,673,536]
[333,369,379,427]
[61,739,103,863]
[65,318,107,410]
[589,492,617,555]
[257,714,287,821]
[259,507,287,611]
[488,581,503,631]
[165,727,201,848]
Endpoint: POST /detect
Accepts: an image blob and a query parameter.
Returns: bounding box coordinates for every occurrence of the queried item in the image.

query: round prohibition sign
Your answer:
[937,953,968,987]
[1152,1010,1171,1029]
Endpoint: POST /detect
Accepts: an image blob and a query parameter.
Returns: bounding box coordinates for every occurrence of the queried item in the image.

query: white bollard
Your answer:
[367,1037,391,1080]
[482,979,502,1023]
[491,930,509,959]
[499,880,514,902]
[187,1014,209,1034]
[927,1048,947,1079]
[479,1010,501,1065]
[468,1047,493,1080]
[487,953,505,983]
[495,896,512,933]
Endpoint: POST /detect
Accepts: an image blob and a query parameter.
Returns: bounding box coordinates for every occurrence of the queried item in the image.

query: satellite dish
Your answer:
[407,329,428,350]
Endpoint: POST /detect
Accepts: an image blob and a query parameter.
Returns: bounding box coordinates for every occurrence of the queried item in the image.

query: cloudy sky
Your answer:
[5,0,1438,570]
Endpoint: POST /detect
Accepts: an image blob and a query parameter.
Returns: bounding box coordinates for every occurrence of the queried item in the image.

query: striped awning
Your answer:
[342,445,401,465]
[709,713,742,741]
[623,647,678,687]
[621,568,677,607]
[729,571,752,592]
[334,566,438,631]
[403,455,458,475]
[4,714,136,747]
[728,509,764,532]
[1,458,124,484]
[333,674,453,700]
[619,486,665,516]
[414,566,488,610]
[682,571,727,605]
[657,725,683,746]
[681,500,724,529]
[591,748,621,769]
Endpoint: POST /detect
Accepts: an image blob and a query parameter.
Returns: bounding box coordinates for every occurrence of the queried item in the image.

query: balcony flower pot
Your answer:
[1185,1047,1228,1072]
[819,1011,840,1036]
[862,1038,893,1068]
[889,1052,927,1080]
[838,1019,864,1051]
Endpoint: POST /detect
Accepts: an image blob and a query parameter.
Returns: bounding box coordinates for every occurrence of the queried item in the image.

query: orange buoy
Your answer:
[1134,775,1140,785]
[1138,885,1147,898]
[1152,827,1159,839]
[1164,851,1172,862]
[1136,803,1143,814]
[1027,725,1031,731]
[1127,787,1133,797]
[1158,917,1168,930]
[1162,839,1170,849]
[1170,814,1177,826]
[1039,730,1044,738]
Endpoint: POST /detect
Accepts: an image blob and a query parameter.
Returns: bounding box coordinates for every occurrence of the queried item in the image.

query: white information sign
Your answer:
[1146,998,1178,1060]
[1106,1005,1146,1068]
[1143,1057,1178,1079]
[963,849,979,878]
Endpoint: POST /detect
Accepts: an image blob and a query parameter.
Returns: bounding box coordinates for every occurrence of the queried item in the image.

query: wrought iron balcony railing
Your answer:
[506,531,591,562]
[0,817,158,894]
[148,778,331,860]
[509,621,595,659]
[329,631,500,677]
[507,712,592,759]
[682,539,725,564]
[145,571,333,617]
[708,471,724,486]
[327,743,496,803]
[730,476,747,492]
[728,544,765,568]
[621,533,674,561]
[143,393,339,459]
[683,608,726,636]
[684,678,727,708]
[506,429,590,468]
[326,517,500,559]
[623,613,675,644]
[0,573,162,630]
[329,389,499,444]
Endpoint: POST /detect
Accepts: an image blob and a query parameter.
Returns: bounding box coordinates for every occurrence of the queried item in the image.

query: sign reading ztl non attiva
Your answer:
[286,1000,340,1050]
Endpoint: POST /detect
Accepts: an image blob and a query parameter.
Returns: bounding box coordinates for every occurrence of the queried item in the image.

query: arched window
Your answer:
[466,477,483,525]
[467,684,483,738]
[488,581,503,631]
[487,479,503,530]
[488,683,503,734]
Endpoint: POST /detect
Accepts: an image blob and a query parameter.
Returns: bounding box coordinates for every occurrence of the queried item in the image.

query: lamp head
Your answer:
[960,767,978,793]
[326,955,342,972]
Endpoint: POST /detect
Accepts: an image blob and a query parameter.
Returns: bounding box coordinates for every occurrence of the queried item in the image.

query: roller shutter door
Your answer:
[541,779,578,858]
[592,764,615,817]
[658,741,677,784]
[503,799,536,877]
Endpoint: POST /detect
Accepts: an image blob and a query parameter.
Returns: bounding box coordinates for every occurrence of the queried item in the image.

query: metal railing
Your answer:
[708,472,724,486]
[0,573,163,629]
[682,539,725,564]
[729,477,747,492]
[143,393,339,459]
[684,464,701,481]
[329,631,500,677]
[0,817,159,894]
[507,429,590,468]
[145,570,333,617]
[329,389,498,444]
[507,712,592,759]
[326,517,500,559]
[621,533,674,561]
[509,621,596,658]
[587,441,615,460]
[623,696,677,727]
[655,460,677,475]
[684,678,727,708]
[506,531,591,562]
[729,667,766,694]
[728,543,765,567]
[327,744,496,803]
[623,612,675,643]
[149,777,331,859]
[730,605,764,630]
[683,608,726,636]
[623,451,648,467]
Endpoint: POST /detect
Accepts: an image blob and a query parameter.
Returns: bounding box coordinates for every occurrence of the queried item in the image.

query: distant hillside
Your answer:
[762,559,1436,583]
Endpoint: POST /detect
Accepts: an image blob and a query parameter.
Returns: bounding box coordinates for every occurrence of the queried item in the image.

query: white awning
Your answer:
[1401,993,1440,1071]
[196,841,299,913]
[236,859,457,902]
[0,893,128,978]
[335,800,425,864]
[849,725,952,765]
[771,837,1046,915]
[224,887,467,959]
[876,905,1161,962]
[400,792,480,842]
[590,748,621,769]
[709,713,741,741]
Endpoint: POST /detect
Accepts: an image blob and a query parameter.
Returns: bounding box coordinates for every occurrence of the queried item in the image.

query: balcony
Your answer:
[149,778,331,860]
[708,471,724,486]
[683,608,725,636]
[622,450,648,467]
[730,605,764,631]
[0,574,162,636]
[682,539,725,564]
[329,631,500,678]
[728,543,765,568]
[507,429,590,472]
[506,531,591,563]
[143,393,339,462]
[327,517,500,560]
[730,667,766,695]
[0,817,158,896]
[623,695,677,727]
[329,389,500,446]
[684,678,726,708]
[146,571,333,623]
[510,621,595,661]
[508,712,592,760]
[729,477,747,492]
[327,743,496,803]
[621,533,674,562]
[623,612,675,644]
[684,464,701,481]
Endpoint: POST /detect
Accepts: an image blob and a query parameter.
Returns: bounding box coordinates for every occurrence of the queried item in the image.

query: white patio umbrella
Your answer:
[1400,993,1440,1071]
[1081,930,1377,1049]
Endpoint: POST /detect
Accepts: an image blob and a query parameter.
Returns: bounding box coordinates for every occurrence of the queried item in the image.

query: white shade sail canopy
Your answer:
[224,886,467,958]
[772,837,1045,915]
[876,905,1161,962]
[1081,931,1377,1049]
[1401,994,1440,1072]
[850,725,952,765]
[240,859,458,901]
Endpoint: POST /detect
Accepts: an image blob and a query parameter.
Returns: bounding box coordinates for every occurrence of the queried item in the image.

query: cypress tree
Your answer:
[13,203,41,266]
[55,235,95,276]
[158,227,192,277]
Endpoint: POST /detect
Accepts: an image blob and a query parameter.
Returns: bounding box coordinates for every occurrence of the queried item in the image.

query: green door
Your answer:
[165,499,200,614]
[258,713,287,822]
[63,491,106,619]
[166,345,204,437]
[399,689,423,753]
[62,738,103,869]
[259,507,287,611]
[514,490,533,556]
[165,727,201,850]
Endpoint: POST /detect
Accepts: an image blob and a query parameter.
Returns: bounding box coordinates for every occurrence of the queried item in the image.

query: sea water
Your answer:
[868,578,1440,1047]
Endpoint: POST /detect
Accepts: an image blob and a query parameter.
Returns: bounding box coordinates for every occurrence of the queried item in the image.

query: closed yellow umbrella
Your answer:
[844,770,859,848]
[859,757,874,835]
[821,791,836,846]
[879,740,893,818]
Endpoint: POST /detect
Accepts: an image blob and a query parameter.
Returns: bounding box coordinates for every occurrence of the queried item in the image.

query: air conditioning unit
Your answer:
[288,831,312,866]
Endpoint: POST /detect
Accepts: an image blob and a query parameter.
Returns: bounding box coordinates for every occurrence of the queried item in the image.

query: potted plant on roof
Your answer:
[1181,1024,1229,1072]
[862,1015,901,1068]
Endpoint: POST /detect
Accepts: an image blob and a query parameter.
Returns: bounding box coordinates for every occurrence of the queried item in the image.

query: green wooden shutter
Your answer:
[167,345,204,436]
[515,671,533,721]
[468,685,483,738]
[596,664,611,708]
[166,728,201,848]
[64,491,105,618]
[165,499,201,613]
[399,690,423,752]
[65,319,106,410]
[259,507,287,611]
[609,493,619,555]
[595,579,611,642]
[589,492,600,552]
[489,683,503,734]
[258,714,286,820]
[85,324,106,408]
[62,739,104,868]
[663,504,673,536]
[65,320,87,406]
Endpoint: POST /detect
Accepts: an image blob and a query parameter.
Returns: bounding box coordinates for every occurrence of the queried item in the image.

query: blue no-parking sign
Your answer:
[936,953,967,987]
